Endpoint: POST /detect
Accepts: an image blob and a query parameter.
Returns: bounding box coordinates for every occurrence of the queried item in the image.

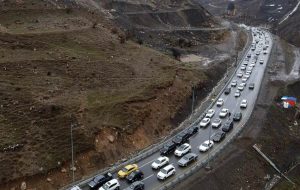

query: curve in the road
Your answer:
[67,27,273,190]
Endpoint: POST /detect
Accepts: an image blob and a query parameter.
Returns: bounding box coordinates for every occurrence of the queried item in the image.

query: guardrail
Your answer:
[62,25,254,190]
[159,29,273,190]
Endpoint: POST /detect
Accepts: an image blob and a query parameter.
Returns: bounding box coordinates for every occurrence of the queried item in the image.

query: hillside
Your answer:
[275,8,300,47]
[0,0,241,189]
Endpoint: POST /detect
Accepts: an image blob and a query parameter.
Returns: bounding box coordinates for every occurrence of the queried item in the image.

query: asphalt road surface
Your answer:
[70,27,273,190]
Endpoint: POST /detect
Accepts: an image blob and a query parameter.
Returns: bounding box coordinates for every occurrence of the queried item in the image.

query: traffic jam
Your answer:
[71,27,272,190]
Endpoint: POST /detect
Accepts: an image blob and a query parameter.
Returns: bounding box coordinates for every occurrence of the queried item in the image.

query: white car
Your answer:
[242,77,247,82]
[241,66,246,70]
[250,63,255,67]
[199,140,214,152]
[151,156,169,169]
[244,74,250,79]
[199,118,210,128]
[237,72,243,78]
[238,84,245,91]
[212,118,222,128]
[243,61,248,66]
[205,109,215,118]
[234,89,241,97]
[255,51,260,55]
[71,186,82,190]
[231,80,237,87]
[99,179,120,190]
[246,70,252,75]
[259,59,264,64]
[240,99,248,108]
[216,98,224,107]
[157,164,176,180]
[247,66,253,71]
[174,143,191,157]
[219,108,229,118]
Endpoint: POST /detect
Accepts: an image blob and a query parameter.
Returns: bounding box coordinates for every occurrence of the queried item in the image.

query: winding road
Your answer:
[67,27,273,190]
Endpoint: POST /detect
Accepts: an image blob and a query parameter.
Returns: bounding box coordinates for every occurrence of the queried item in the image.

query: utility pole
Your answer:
[70,123,75,182]
[235,49,239,67]
[191,86,195,114]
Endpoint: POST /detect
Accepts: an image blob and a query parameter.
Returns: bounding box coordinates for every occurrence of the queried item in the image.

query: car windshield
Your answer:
[202,142,209,147]
[154,159,162,164]
[177,145,186,151]
[182,155,189,160]
[164,142,173,148]
[161,168,168,174]
[122,167,129,172]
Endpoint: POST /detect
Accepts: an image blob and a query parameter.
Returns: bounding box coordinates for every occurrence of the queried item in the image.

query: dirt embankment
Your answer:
[99,0,229,57]
[0,1,239,190]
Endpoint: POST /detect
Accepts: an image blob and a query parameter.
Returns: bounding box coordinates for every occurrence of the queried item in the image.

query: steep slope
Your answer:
[99,0,226,54]
[0,1,232,189]
[275,8,300,47]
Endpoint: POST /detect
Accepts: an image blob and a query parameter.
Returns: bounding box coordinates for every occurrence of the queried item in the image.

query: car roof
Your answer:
[216,131,225,135]
[165,142,175,147]
[107,179,118,185]
[125,164,135,169]
[185,153,196,157]
[164,164,174,170]
[158,156,167,160]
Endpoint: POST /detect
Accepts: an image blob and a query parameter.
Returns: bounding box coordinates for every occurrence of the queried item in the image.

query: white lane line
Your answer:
[140,158,156,168]
[142,174,154,182]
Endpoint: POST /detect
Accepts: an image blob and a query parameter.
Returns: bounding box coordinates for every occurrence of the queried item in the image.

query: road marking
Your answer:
[142,174,154,181]
[140,158,156,168]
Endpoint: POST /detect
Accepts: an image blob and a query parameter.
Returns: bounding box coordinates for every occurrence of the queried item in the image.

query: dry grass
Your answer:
[0,3,207,184]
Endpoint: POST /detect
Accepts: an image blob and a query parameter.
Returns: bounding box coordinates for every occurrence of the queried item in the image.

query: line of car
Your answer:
[71,28,270,190]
